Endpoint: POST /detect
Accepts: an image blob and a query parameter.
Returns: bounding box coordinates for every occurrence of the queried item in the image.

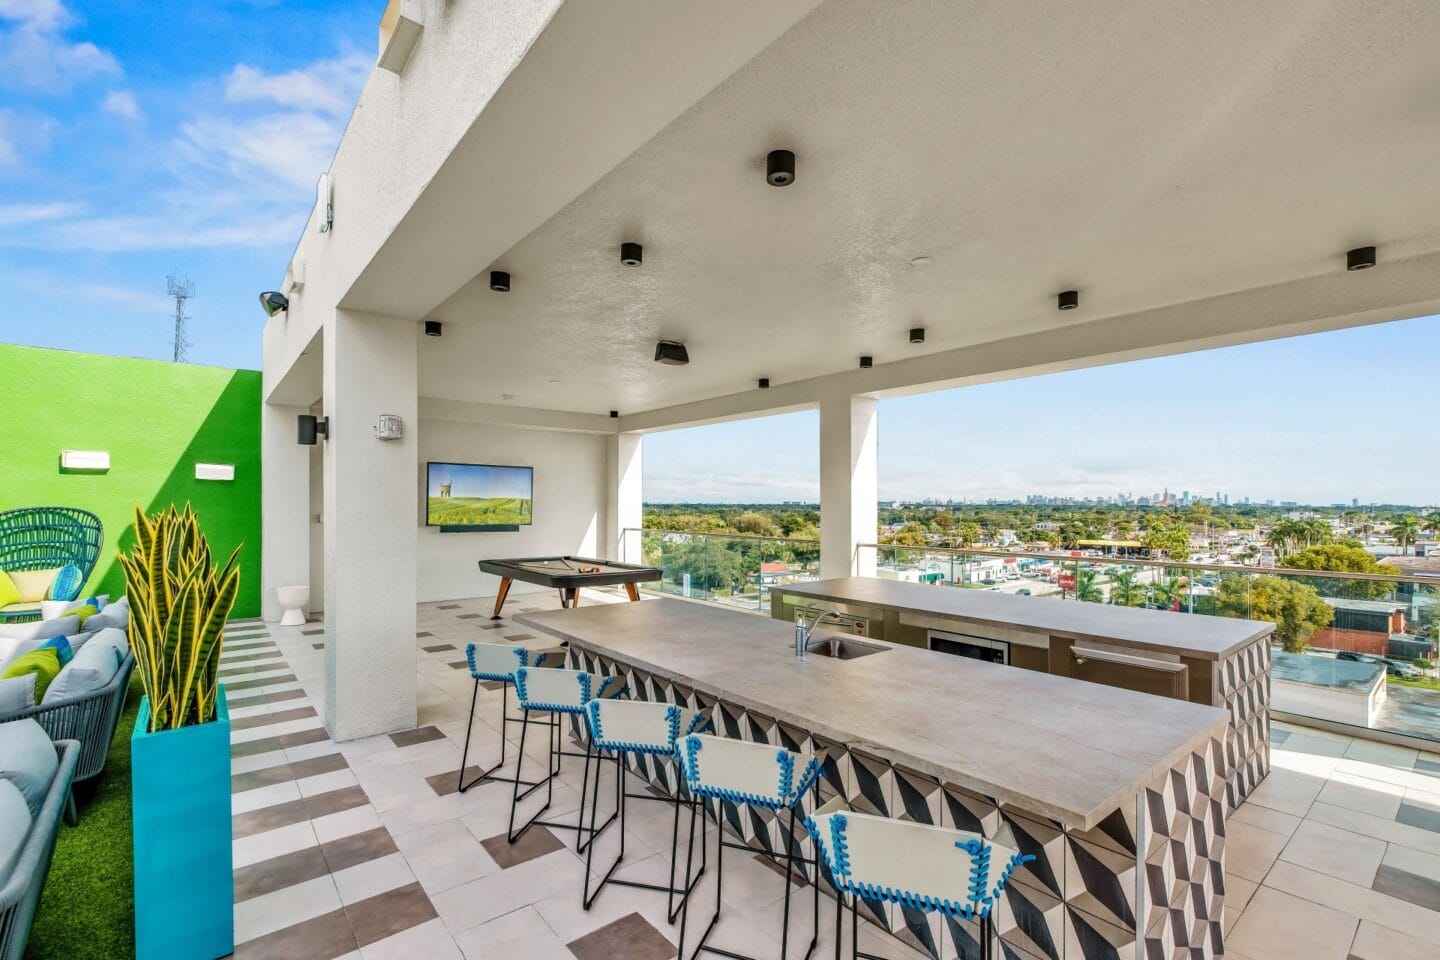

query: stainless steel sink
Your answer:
[805,636,888,660]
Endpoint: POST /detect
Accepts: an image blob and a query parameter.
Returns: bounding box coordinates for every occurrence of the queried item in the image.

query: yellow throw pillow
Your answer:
[8,568,61,604]
[1,647,61,700]
[63,604,99,627]
[0,571,19,609]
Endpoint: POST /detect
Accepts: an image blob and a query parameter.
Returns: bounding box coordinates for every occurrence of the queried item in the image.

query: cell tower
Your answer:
[166,272,195,363]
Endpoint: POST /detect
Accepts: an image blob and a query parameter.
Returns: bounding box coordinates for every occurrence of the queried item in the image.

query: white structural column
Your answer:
[261,402,313,622]
[605,431,643,563]
[819,394,878,579]
[322,310,419,739]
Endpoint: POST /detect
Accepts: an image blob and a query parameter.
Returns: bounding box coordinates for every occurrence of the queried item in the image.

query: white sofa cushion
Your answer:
[0,674,37,713]
[0,718,58,817]
[0,780,31,879]
[0,637,42,672]
[0,616,81,642]
[41,638,122,705]
[81,597,129,633]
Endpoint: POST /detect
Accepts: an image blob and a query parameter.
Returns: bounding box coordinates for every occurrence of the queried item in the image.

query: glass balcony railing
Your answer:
[619,528,820,614]
[859,543,1439,744]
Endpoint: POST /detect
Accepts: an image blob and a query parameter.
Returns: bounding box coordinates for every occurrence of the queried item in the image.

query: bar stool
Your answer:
[457,641,555,794]
[675,733,826,960]
[508,665,621,849]
[581,698,711,919]
[804,800,1035,960]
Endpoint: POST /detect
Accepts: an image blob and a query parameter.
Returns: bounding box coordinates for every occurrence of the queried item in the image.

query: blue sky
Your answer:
[644,314,1440,506]
[2,4,1435,506]
[0,0,371,368]
[426,463,532,501]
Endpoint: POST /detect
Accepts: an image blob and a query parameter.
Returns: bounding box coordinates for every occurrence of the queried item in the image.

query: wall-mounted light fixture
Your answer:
[297,415,330,445]
[195,463,235,482]
[377,0,425,74]
[259,291,289,317]
[316,172,333,234]
[59,450,109,473]
[423,320,442,337]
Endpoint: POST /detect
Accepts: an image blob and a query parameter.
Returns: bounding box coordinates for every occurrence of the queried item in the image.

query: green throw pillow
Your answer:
[1,648,61,701]
[0,571,19,610]
[62,604,98,627]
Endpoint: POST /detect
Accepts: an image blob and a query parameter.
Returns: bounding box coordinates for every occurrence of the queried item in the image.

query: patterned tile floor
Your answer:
[220,590,1440,960]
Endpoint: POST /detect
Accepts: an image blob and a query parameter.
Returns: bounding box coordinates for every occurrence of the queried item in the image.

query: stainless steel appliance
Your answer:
[927,629,1010,665]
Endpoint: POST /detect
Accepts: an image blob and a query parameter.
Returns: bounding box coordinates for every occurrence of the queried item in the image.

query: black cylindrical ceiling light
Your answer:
[1346,246,1376,271]
[1057,290,1079,311]
[490,270,511,292]
[423,320,442,337]
[909,327,925,344]
[654,340,690,365]
[859,355,873,369]
[620,242,643,266]
[767,149,796,187]
[610,410,619,418]
[758,377,770,389]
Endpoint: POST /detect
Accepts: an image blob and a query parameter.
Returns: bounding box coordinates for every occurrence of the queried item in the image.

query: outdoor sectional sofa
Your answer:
[0,721,79,960]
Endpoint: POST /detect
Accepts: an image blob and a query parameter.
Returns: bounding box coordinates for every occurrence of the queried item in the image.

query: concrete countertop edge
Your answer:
[779,580,1276,661]
[515,612,1231,831]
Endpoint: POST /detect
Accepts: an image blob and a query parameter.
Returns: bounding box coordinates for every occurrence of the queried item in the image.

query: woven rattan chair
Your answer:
[0,508,104,623]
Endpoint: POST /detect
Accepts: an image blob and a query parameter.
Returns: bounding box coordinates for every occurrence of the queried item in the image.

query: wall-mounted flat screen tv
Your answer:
[426,462,533,527]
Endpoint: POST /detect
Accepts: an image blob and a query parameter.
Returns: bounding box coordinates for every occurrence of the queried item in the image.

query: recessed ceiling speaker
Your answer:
[620,242,643,266]
[758,377,770,389]
[258,291,288,316]
[909,327,925,344]
[1057,290,1079,311]
[1346,245,1376,271]
[859,355,873,369]
[767,149,796,187]
[423,320,442,337]
[654,340,690,365]
[490,270,511,292]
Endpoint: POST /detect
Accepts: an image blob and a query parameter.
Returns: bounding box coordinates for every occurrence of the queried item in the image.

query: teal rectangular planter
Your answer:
[131,687,235,960]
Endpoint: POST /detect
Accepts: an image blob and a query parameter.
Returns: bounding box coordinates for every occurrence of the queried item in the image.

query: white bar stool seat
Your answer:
[805,802,1035,960]
[456,641,555,794]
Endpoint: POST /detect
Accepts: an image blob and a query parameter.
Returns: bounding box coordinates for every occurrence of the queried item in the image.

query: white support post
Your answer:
[261,402,312,622]
[322,310,419,740]
[819,394,878,579]
[605,431,643,562]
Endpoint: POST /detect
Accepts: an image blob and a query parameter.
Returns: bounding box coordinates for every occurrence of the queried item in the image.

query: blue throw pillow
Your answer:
[48,564,83,602]
[37,635,74,668]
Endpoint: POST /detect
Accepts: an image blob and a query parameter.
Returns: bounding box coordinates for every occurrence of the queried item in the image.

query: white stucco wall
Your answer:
[417,417,607,603]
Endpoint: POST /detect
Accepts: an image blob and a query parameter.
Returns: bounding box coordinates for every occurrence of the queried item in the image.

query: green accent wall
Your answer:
[0,344,262,617]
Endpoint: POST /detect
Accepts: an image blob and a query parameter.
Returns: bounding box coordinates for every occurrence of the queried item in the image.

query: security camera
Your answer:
[259,291,289,317]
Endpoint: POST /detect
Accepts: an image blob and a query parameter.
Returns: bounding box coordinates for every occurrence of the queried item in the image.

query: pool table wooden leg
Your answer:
[491,578,513,620]
[624,583,640,602]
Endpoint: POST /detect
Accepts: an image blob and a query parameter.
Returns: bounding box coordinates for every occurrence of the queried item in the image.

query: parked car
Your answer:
[981,578,997,585]
[1380,657,1422,678]
[1016,588,1032,596]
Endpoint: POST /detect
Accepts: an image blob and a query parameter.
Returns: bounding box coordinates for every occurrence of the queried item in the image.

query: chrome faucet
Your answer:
[794,604,845,660]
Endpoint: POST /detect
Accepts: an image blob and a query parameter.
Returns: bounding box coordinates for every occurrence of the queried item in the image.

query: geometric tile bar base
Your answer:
[568,645,1230,960]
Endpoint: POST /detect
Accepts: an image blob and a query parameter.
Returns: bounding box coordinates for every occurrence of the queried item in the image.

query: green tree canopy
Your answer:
[1214,575,1334,653]
[1281,544,1400,600]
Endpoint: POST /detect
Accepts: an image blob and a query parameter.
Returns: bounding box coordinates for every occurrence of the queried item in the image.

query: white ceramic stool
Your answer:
[276,585,309,626]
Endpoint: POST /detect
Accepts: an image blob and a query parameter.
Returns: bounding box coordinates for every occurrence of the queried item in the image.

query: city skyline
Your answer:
[643,313,1440,506]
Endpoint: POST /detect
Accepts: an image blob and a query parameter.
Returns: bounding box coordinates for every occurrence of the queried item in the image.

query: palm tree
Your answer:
[1109,568,1145,607]
[1074,567,1104,604]
[1391,514,1420,556]
[1149,576,1183,611]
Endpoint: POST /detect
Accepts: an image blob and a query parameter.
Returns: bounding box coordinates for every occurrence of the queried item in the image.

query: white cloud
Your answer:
[0,108,56,165]
[101,89,141,121]
[224,52,369,118]
[178,109,347,193]
[0,200,83,227]
[0,0,120,93]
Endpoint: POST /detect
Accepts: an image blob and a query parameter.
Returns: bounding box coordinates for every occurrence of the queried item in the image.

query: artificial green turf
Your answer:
[24,678,141,960]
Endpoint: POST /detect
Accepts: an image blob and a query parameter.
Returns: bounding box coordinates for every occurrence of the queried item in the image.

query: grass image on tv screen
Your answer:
[427,496,532,526]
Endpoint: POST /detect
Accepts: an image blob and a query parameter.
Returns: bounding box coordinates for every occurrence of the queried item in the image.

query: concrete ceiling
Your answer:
[419,0,1440,416]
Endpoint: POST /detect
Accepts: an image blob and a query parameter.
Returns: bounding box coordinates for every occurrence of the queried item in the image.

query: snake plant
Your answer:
[119,504,241,732]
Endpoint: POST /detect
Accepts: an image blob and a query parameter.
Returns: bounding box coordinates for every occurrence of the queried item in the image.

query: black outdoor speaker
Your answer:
[297,414,329,445]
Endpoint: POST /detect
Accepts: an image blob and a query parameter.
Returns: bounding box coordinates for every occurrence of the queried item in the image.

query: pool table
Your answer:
[476,556,663,619]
